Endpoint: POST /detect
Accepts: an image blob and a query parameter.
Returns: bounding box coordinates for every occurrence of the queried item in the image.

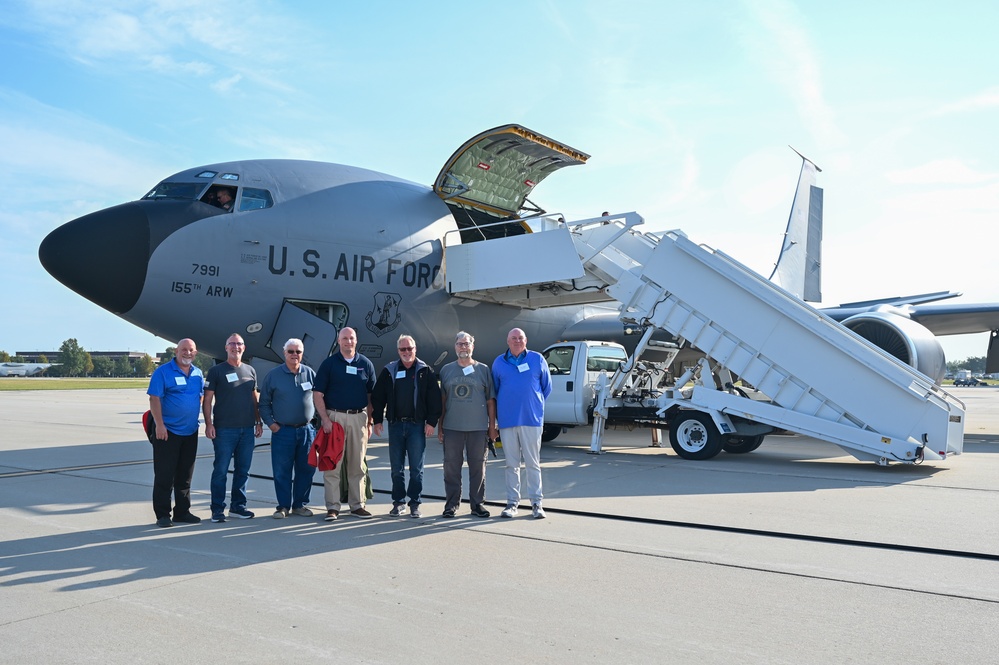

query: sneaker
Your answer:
[388,504,406,517]
[470,505,491,518]
[173,513,201,524]
[156,516,173,528]
[442,508,456,519]
[500,504,518,518]
[350,508,373,519]
[229,508,255,519]
[291,507,313,517]
[324,510,339,522]
[410,506,422,519]
[272,507,289,519]
[532,503,546,519]
[211,513,227,523]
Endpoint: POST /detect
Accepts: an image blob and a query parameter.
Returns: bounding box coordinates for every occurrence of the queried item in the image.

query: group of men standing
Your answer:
[146,326,551,527]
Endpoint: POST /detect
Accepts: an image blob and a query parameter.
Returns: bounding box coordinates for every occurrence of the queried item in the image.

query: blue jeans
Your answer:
[211,426,255,514]
[388,421,427,507]
[271,424,316,509]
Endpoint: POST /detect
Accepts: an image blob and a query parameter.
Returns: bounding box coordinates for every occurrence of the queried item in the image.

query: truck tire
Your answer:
[541,425,562,442]
[722,434,765,454]
[669,412,724,460]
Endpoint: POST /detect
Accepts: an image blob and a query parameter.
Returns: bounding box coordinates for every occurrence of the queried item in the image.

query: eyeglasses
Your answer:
[227,342,245,347]
[398,346,414,352]
[286,349,303,354]
[456,342,472,347]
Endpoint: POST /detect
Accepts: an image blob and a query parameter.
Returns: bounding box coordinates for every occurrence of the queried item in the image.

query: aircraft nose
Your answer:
[39,202,150,314]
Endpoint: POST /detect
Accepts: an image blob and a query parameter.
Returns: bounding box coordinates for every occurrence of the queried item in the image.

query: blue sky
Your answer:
[1,0,996,362]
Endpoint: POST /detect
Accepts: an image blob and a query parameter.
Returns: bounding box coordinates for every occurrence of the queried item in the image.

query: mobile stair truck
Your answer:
[443,212,965,465]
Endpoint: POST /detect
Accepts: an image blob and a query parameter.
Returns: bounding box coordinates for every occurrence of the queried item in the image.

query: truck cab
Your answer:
[541,340,629,439]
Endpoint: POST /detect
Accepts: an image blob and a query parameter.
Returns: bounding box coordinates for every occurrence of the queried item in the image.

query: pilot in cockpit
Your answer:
[214,187,235,211]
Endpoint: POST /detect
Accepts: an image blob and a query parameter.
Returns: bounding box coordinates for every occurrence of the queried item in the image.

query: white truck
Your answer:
[541,339,776,459]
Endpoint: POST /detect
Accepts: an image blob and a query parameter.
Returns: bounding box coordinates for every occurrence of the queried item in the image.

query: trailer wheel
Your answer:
[669,412,724,460]
[722,434,765,454]
[541,425,562,442]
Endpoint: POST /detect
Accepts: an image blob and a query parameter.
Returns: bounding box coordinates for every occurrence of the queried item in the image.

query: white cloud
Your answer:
[887,159,998,186]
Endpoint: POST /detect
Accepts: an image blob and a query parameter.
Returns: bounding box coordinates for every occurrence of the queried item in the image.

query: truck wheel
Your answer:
[723,434,765,454]
[541,425,562,442]
[669,412,724,460]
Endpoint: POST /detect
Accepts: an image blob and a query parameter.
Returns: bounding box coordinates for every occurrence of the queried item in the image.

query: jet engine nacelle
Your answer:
[841,309,946,383]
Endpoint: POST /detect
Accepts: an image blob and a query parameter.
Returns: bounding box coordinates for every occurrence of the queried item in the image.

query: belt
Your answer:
[392,418,417,423]
[330,409,365,414]
[278,422,308,428]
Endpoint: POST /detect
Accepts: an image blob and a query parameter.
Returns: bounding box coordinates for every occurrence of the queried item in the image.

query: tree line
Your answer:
[0,339,216,377]
[1,340,993,378]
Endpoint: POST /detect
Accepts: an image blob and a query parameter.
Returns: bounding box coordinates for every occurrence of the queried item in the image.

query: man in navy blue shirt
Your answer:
[313,327,376,521]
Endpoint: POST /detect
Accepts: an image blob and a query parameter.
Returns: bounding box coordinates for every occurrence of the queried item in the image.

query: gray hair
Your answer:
[455,331,474,344]
[283,338,304,352]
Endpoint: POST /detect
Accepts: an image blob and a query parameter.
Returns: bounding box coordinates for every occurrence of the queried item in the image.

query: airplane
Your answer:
[0,362,58,377]
[38,124,999,383]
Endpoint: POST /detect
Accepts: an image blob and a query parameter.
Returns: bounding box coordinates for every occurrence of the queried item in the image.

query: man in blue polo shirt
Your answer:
[146,338,204,528]
[492,327,552,520]
[313,327,376,521]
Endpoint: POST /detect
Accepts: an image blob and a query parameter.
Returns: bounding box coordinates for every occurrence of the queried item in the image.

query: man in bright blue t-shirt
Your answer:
[147,338,204,528]
[492,327,551,519]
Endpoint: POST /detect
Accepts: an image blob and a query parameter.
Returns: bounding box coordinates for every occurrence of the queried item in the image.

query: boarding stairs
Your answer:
[443,213,965,464]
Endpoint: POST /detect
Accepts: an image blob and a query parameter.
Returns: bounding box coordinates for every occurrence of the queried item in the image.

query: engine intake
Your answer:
[841,309,945,383]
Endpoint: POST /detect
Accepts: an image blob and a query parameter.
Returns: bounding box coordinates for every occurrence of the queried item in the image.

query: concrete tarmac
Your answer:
[1,386,998,664]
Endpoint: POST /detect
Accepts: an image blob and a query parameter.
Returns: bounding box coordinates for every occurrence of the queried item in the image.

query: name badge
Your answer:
[226,373,238,383]
[346,366,357,375]
[301,381,313,391]
[462,365,474,376]
[518,363,530,373]
[395,370,407,379]
[175,376,187,386]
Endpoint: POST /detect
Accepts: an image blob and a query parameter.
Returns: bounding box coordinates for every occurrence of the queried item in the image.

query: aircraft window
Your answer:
[543,346,575,375]
[201,185,238,211]
[196,170,218,178]
[144,182,204,200]
[586,346,627,372]
[239,188,274,212]
[220,173,239,181]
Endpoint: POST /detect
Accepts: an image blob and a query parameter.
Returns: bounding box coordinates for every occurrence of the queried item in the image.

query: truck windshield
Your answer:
[586,346,627,372]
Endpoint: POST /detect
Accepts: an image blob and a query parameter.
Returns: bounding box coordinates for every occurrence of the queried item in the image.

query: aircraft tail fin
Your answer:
[769,148,823,302]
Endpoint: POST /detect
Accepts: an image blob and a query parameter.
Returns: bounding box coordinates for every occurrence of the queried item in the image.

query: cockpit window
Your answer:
[239,188,273,212]
[144,182,204,200]
[201,185,237,212]
[196,170,218,178]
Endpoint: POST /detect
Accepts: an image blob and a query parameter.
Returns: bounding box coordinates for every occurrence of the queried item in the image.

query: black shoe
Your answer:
[172,513,201,524]
[470,505,491,518]
[156,516,173,528]
[442,508,456,519]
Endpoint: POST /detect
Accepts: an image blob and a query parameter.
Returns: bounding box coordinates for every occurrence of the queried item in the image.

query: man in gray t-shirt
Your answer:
[438,331,497,518]
[203,333,262,522]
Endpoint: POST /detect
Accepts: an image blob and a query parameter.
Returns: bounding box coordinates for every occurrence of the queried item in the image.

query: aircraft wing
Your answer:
[906,303,999,336]
[821,297,999,335]
[433,124,589,217]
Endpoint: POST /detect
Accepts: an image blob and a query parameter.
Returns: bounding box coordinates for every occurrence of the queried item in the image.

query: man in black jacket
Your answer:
[372,334,442,518]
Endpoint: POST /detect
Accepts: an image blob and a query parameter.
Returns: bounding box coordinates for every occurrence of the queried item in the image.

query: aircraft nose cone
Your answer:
[39,202,150,314]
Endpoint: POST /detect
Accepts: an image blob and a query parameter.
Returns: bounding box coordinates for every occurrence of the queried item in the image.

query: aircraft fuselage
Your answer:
[40,159,605,368]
